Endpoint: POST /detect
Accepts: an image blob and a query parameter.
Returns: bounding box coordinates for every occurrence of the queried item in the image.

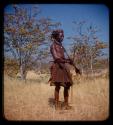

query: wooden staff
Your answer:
[62,46,82,103]
[63,46,81,75]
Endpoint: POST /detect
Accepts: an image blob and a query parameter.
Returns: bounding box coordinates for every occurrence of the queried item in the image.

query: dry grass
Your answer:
[4,71,109,121]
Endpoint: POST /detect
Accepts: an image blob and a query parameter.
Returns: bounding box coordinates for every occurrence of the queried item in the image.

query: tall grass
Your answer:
[4,71,109,121]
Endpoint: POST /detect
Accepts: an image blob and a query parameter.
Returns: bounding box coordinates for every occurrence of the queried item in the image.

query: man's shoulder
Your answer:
[50,42,57,47]
[51,42,63,50]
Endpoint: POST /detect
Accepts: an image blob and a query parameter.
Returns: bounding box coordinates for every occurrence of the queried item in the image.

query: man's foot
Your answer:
[63,104,73,110]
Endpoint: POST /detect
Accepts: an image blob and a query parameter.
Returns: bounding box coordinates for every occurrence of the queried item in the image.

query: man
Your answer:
[49,29,73,110]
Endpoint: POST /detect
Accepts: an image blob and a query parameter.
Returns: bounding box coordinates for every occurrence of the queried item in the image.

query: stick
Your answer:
[63,46,81,75]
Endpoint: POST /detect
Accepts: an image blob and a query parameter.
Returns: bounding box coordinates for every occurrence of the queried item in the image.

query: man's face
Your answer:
[57,32,64,43]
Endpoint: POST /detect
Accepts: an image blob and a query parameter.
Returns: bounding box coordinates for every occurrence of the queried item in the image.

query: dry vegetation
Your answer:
[4,70,109,121]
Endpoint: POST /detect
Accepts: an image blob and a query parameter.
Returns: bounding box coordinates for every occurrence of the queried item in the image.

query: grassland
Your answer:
[3,70,109,121]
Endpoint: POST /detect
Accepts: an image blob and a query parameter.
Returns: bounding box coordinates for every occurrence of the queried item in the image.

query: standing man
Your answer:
[49,29,73,110]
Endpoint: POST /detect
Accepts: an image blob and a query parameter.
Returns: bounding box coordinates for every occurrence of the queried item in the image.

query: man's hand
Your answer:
[75,67,81,75]
[66,58,81,75]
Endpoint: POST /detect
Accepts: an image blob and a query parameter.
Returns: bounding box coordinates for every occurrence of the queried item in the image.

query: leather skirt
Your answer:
[49,62,73,87]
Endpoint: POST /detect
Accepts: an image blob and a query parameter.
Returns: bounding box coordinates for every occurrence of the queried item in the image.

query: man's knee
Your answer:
[64,87,70,96]
[64,86,70,91]
[55,85,60,91]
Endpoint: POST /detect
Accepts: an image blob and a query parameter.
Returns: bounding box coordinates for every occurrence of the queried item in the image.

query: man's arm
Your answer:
[68,59,81,75]
[62,46,81,75]
[50,44,67,63]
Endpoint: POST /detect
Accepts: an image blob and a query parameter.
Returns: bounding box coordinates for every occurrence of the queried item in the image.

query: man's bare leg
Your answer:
[55,85,61,110]
[64,86,72,110]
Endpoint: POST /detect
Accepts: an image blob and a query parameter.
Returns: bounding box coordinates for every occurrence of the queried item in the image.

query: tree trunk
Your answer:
[20,64,27,81]
[90,55,93,76]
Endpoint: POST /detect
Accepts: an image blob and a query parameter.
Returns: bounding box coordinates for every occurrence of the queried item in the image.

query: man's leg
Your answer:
[64,85,72,109]
[55,85,60,110]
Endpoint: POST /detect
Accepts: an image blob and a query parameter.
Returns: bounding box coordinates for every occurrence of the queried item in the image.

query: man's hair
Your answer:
[51,29,64,39]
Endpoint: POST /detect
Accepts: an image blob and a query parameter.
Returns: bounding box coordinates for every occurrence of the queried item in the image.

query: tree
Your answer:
[68,21,108,74]
[4,4,61,80]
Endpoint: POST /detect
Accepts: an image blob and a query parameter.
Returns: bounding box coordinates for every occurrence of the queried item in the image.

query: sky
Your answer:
[4,4,109,55]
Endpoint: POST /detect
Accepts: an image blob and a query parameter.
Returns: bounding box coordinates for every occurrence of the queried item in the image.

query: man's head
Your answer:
[51,29,64,43]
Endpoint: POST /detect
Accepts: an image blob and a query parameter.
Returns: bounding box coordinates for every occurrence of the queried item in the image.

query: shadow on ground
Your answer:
[48,97,68,109]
